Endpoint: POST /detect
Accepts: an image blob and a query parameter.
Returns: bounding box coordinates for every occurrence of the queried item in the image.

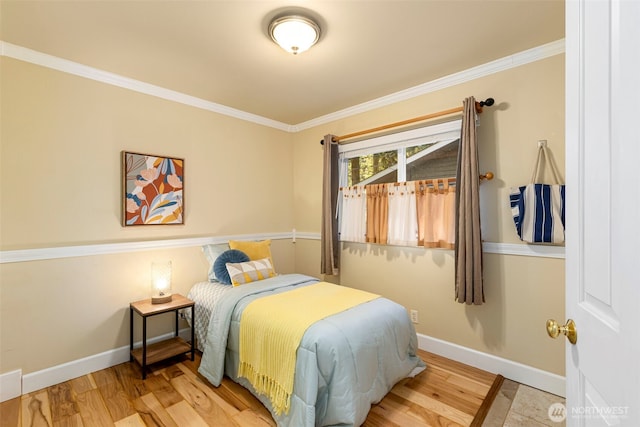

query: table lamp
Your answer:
[151,261,172,304]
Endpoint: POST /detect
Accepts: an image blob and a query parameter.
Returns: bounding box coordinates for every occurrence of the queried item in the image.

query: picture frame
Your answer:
[121,151,184,226]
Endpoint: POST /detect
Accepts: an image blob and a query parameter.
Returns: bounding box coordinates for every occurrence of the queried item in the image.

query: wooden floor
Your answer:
[0,349,501,427]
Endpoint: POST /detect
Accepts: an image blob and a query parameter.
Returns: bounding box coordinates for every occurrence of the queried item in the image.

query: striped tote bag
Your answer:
[509,145,565,244]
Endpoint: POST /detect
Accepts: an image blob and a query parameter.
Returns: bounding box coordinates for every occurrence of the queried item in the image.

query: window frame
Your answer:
[337,119,462,187]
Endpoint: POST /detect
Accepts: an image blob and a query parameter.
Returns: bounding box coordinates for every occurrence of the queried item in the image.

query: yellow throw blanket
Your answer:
[237,282,379,415]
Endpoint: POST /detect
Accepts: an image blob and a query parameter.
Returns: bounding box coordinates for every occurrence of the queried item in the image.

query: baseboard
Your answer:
[0,369,22,401]
[417,333,566,397]
[4,329,564,402]
[19,328,192,397]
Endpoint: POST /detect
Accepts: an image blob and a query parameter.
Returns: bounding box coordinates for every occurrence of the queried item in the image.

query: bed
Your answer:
[187,272,424,427]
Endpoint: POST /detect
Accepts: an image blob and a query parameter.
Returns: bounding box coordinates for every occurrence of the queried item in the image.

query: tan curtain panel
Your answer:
[455,97,484,304]
[320,135,339,276]
[365,183,389,244]
[415,179,456,249]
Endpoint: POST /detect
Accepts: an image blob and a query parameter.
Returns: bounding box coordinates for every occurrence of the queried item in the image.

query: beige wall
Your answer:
[292,55,566,375]
[0,57,296,373]
[0,53,565,379]
[0,57,294,250]
[0,240,295,374]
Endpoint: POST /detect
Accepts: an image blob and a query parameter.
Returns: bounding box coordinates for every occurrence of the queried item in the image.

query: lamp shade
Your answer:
[151,261,172,304]
[269,15,320,55]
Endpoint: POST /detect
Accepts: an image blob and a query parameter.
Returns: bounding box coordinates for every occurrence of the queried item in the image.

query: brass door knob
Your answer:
[546,318,578,344]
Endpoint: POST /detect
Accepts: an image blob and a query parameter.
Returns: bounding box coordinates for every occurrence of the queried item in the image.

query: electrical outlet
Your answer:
[410,309,419,324]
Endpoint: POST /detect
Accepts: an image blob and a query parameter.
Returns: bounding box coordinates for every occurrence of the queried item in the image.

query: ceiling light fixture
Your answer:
[269,15,320,55]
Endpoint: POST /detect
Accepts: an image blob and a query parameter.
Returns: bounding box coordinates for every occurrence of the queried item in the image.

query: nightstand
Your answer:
[129,294,195,379]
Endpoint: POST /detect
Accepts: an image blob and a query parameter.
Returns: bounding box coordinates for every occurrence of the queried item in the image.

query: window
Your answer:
[346,149,398,186]
[337,120,463,247]
[338,120,462,187]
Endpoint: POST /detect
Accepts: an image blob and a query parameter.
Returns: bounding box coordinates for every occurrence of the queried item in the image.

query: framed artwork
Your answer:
[121,151,184,226]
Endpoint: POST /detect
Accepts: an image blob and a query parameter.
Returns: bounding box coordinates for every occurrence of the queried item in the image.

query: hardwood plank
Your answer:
[0,396,21,427]
[218,377,265,413]
[156,364,186,382]
[95,374,136,422]
[134,393,179,427]
[74,389,114,427]
[91,368,118,389]
[69,376,96,395]
[111,364,148,400]
[445,374,491,396]
[9,349,503,427]
[421,352,496,384]
[165,400,209,427]
[220,380,276,426]
[113,413,146,427]
[426,364,492,396]
[178,354,262,414]
[170,374,236,426]
[389,381,475,426]
[362,409,403,427]
[388,387,461,426]
[174,353,271,420]
[410,371,488,403]
[368,402,434,427]
[174,363,241,417]
[371,391,462,427]
[231,409,277,427]
[53,413,84,427]
[177,355,201,375]
[141,373,182,408]
[21,391,53,427]
[48,382,79,422]
[403,374,485,415]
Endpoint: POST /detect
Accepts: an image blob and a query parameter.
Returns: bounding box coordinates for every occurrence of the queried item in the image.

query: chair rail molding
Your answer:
[0,232,563,264]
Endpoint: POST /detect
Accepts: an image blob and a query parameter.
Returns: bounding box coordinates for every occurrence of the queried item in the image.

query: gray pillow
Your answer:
[202,243,229,282]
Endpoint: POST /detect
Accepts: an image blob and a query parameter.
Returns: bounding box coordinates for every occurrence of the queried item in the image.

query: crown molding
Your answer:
[294,39,566,131]
[1,39,564,133]
[0,41,294,133]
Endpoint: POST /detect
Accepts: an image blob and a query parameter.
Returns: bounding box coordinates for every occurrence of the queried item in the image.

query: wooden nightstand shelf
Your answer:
[129,294,195,379]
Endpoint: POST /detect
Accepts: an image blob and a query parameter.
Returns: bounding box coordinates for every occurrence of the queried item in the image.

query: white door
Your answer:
[564,0,640,425]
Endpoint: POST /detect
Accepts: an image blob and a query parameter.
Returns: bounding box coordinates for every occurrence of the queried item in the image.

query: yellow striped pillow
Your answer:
[226,258,276,286]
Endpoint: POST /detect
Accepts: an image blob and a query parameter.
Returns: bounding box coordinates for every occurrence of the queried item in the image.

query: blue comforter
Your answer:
[198,274,425,427]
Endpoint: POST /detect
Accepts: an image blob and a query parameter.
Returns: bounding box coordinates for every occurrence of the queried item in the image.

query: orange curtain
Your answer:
[415,179,456,249]
[365,183,388,244]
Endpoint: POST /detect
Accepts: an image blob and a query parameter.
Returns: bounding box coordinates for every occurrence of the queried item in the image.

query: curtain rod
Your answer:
[321,97,494,145]
[340,172,495,191]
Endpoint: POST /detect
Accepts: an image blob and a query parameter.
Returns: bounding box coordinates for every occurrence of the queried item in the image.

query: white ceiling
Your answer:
[0,0,565,125]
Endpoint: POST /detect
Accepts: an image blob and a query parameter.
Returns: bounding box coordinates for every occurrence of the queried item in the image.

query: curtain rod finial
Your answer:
[479,98,495,107]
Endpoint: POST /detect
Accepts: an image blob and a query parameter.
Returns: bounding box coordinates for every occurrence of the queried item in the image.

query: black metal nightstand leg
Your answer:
[129,307,133,362]
[190,305,195,361]
[142,316,147,379]
[174,310,179,337]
